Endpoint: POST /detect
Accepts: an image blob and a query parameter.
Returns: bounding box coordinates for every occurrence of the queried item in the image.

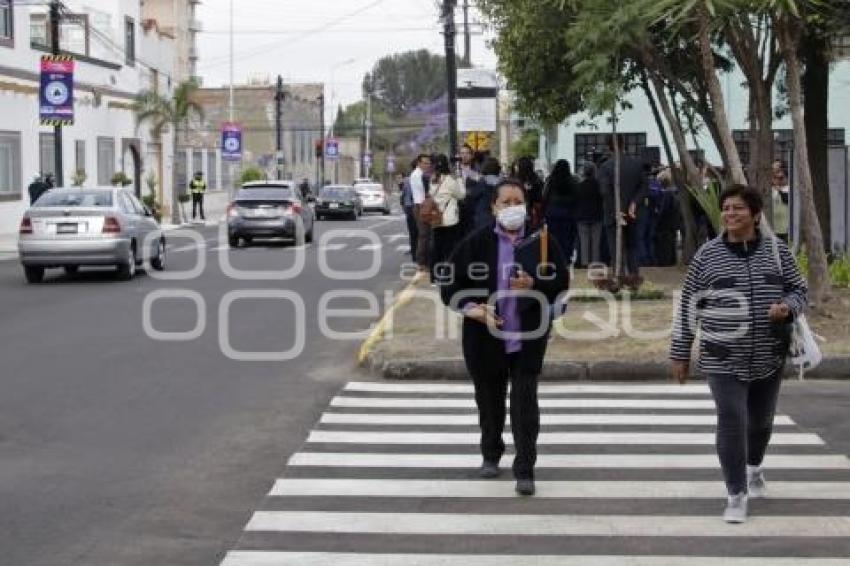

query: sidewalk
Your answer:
[361,266,850,381]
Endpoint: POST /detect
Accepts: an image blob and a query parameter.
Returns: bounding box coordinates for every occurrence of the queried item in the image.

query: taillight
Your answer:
[19,216,32,234]
[227,203,240,218]
[103,216,121,233]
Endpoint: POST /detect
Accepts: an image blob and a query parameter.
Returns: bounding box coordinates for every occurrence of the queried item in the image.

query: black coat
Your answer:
[597,154,649,227]
[574,177,603,223]
[440,223,570,376]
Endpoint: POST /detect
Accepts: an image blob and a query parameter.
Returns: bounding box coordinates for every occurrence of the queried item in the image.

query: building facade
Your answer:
[0,0,175,235]
[190,81,324,189]
[139,0,200,84]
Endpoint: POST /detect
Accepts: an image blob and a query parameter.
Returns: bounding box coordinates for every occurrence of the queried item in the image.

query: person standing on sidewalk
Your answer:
[28,174,49,205]
[440,179,569,497]
[410,154,432,272]
[464,157,502,232]
[574,161,603,267]
[542,159,578,265]
[189,171,207,222]
[429,154,466,281]
[400,164,418,259]
[670,184,807,524]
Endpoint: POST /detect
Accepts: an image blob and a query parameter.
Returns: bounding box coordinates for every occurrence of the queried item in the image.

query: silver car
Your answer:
[354,182,391,215]
[18,187,166,283]
[226,183,315,247]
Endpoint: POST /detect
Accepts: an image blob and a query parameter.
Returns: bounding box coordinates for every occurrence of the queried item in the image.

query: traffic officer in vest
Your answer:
[189,171,207,222]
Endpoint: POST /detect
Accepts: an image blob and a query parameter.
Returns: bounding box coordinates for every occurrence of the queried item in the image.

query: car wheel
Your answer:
[228,235,240,248]
[24,265,45,284]
[382,207,391,215]
[150,238,166,271]
[116,245,137,281]
[64,265,80,276]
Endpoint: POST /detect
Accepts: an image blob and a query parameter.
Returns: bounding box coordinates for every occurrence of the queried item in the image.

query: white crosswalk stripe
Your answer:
[220,381,850,565]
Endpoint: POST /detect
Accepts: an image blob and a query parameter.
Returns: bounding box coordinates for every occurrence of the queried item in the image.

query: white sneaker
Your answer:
[723,493,748,524]
[747,466,766,498]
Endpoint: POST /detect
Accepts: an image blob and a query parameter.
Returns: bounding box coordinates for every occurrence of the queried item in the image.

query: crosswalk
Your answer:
[219,381,850,565]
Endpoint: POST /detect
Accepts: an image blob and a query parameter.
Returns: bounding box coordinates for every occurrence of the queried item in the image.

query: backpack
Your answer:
[419,193,444,227]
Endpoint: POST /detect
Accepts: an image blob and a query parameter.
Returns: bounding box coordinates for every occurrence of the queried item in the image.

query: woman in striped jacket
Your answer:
[670,184,807,524]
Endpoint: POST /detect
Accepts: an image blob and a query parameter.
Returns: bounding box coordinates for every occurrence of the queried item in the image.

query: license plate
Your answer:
[329,203,339,209]
[56,223,78,234]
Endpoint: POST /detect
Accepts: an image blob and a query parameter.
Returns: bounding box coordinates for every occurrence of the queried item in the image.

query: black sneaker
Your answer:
[515,479,535,496]
[479,460,500,479]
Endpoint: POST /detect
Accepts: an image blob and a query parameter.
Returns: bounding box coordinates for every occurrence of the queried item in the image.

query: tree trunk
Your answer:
[612,105,622,279]
[777,15,830,306]
[697,8,747,185]
[802,30,831,253]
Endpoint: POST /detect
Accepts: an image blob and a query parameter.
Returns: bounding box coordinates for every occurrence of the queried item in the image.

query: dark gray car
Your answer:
[226,184,315,247]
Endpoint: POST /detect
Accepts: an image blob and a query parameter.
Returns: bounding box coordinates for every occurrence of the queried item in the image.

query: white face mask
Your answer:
[496,204,526,231]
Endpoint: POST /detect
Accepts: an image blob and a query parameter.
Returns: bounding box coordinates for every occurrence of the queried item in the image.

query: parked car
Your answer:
[315,185,362,220]
[18,187,166,283]
[354,182,391,215]
[226,183,314,247]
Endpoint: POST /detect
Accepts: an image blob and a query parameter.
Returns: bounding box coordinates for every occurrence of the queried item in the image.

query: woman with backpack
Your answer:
[427,154,466,282]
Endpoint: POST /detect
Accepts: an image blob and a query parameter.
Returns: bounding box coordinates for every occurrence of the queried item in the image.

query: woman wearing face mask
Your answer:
[670,184,807,524]
[440,180,569,496]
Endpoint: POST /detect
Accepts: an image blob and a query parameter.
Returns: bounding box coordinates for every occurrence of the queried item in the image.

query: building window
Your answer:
[75,140,85,176]
[39,132,56,177]
[574,132,646,169]
[97,137,115,185]
[0,0,14,48]
[124,17,134,66]
[30,12,89,57]
[0,131,22,198]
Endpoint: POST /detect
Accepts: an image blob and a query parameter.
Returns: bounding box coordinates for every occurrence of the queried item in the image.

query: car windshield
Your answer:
[236,188,295,201]
[36,191,113,207]
[320,187,352,199]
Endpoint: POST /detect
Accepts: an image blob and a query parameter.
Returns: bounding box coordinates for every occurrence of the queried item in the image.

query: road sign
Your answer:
[386,154,396,173]
[464,131,493,152]
[40,55,75,126]
[325,138,339,160]
[221,122,242,161]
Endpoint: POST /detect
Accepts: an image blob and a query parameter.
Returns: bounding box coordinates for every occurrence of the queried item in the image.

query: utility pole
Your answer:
[316,93,325,186]
[365,81,372,179]
[49,1,64,187]
[442,0,459,160]
[275,75,285,180]
[462,0,471,67]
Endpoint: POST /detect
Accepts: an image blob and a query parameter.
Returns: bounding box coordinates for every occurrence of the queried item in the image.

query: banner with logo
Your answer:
[40,55,75,126]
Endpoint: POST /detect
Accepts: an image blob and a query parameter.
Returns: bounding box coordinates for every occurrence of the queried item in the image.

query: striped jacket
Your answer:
[670,233,807,381]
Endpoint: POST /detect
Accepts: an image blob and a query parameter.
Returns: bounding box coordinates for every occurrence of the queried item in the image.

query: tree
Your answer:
[367,50,448,117]
[134,80,204,223]
[510,129,540,160]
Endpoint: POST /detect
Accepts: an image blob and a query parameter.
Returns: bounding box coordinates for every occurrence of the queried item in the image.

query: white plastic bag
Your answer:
[788,314,823,378]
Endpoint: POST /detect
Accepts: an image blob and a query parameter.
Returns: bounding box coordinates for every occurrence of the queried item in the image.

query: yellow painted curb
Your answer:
[357,271,427,366]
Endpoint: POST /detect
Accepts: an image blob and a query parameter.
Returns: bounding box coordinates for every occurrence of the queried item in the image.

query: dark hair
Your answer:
[417,153,431,164]
[581,161,597,179]
[491,178,527,204]
[410,158,419,170]
[548,159,572,183]
[433,153,451,176]
[719,184,763,215]
[481,156,501,176]
[461,143,474,152]
[514,156,537,184]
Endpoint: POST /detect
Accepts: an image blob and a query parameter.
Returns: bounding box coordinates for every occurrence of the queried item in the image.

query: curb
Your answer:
[365,354,850,381]
[357,271,427,366]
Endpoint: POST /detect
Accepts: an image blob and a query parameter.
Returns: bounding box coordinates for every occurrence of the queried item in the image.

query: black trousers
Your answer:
[192,193,205,220]
[707,369,783,495]
[403,206,418,259]
[430,223,461,283]
[470,351,540,480]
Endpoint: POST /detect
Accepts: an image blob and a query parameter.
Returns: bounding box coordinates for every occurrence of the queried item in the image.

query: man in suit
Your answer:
[597,134,649,278]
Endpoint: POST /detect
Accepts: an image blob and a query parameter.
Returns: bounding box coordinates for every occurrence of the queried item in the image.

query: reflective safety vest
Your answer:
[190,178,207,194]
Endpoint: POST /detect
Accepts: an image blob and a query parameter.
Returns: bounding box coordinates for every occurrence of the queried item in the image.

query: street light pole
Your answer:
[49,1,64,187]
[275,75,285,180]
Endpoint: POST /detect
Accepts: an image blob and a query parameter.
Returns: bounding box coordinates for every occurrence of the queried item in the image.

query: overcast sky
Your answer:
[195,0,498,118]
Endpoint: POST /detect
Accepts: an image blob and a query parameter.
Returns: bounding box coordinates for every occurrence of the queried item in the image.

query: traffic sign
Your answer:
[386,154,396,173]
[39,55,75,125]
[325,138,339,160]
[221,122,242,161]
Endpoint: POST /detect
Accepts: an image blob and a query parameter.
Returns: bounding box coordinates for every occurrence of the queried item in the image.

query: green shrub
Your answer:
[140,194,163,222]
[829,255,850,288]
[238,166,266,186]
[111,171,132,186]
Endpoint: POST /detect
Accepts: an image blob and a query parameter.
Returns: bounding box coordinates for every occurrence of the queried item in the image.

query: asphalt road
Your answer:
[0,213,413,566]
[1,213,849,565]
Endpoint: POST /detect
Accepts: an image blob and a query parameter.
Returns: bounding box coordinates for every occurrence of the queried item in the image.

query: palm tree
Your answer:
[134,80,204,224]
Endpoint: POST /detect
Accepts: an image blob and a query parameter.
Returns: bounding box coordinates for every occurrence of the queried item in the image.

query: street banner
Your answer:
[221,122,243,161]
[386,154,396,173]
[364,150,372,168]
[39,55,75,126]
[325,138,339,160]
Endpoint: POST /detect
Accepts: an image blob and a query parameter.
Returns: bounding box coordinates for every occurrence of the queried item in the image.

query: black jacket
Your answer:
[440,223,570,376]
[597,154,649,227]
[574,177,603,222]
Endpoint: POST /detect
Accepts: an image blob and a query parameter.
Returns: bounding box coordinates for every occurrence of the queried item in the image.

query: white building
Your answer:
[0,0,176,235]
[140,0,201,83]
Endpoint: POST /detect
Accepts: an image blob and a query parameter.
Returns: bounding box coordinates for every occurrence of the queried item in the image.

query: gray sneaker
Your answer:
[723,493,748,524]
[748,467,766,498]
[479,460,500,479]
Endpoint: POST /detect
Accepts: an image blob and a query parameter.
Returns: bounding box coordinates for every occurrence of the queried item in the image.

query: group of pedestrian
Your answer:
[417,139,808,528]
[27,173,55,204]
